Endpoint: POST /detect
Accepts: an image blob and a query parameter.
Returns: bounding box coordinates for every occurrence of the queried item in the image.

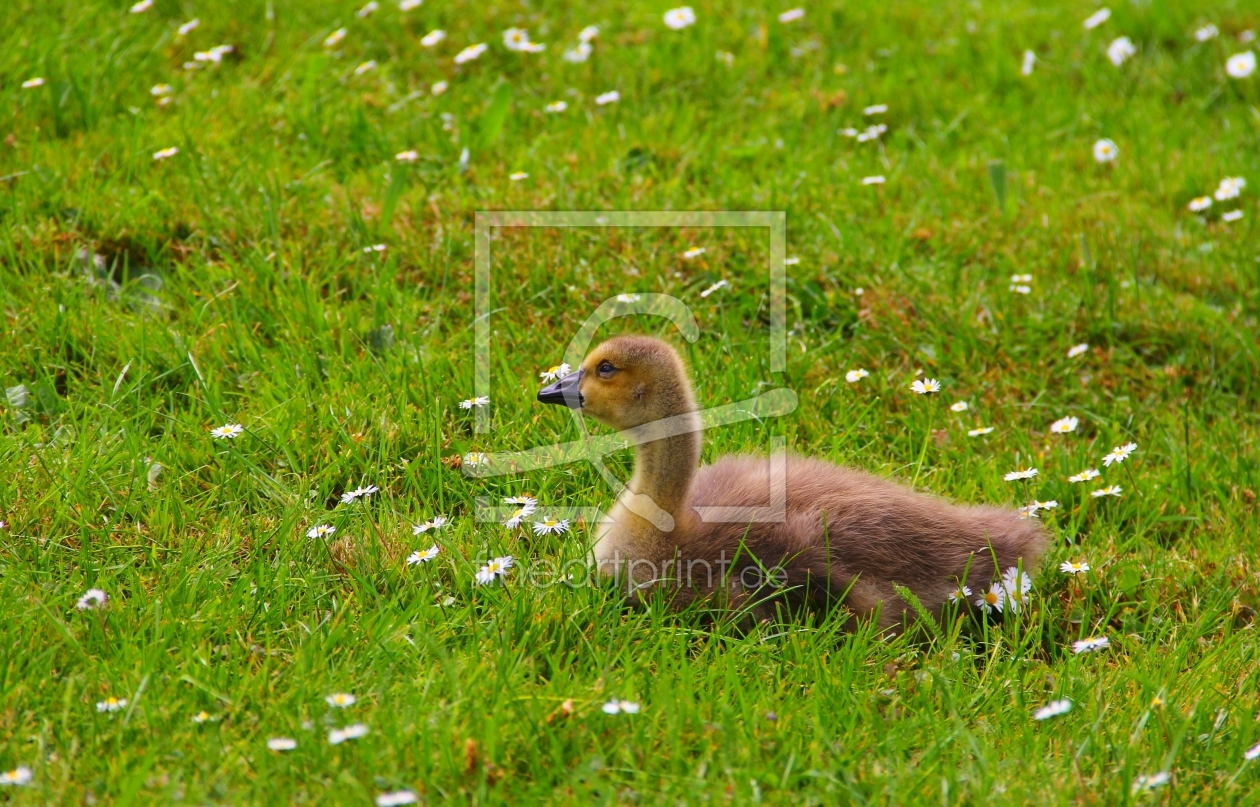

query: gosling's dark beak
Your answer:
[538,369,584,409]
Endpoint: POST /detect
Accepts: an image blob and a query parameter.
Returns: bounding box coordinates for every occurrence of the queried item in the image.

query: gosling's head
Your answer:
[537,335,695,430]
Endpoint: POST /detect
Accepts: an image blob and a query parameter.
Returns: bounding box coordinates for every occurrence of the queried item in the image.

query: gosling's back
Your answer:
[678,455,1048,628]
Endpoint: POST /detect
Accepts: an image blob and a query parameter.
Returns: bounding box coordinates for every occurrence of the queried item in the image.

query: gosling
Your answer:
[537,335,1047,631]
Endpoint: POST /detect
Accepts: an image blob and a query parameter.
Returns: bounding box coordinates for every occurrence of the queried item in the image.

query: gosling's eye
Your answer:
[597,361,616,378]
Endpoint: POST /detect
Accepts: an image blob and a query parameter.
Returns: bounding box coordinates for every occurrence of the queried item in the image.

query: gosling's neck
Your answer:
[623,397,701,520]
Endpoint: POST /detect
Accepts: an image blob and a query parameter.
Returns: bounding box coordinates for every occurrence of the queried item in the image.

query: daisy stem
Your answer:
[910,405,934,489]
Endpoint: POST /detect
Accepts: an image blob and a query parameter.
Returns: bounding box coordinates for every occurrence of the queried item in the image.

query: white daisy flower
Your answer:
[1060,560,1090,575]
[464,452,488,467]
[862,104,888,116]
[509,172,529,181]
[130,0,153,12]
[947,584,972,604]
[77,588,108,610]
[1083,8,1111,30]
[523,42,546,54]
[459,396,490,409]
[1215,176,1246,200]
[545,100,568,113]
[153,147,179,161]
[778,8,805,23]
[1068,343,1089,358]
[1010,274,1032,284]
[861,175,886,185]
[967,426,995,436]
[150,84,172,97]
[1101,441,1137,466]
[1002,567,1033,605]
[682,247,707,259]
[663,7,696,30]
[504,501,537,528]
[540,363,572,382]
[399,0,423,10]
[454,43,488,65]
[856,124,888,142]
[192,710,212,723]
[430,81,448,95]
[1073,635,1110,654]
[1091,485,1123,498]
[1004,468,1038,481]
[357,1,379,18]
[210,423,243,439]
[97,697,128,713]
[616,293,642,303]
[564,43,593,63]
[1069,468,1100,483]
[579,25,600,43]
[340,485,380,505]
[950,401,968,412]
[421,30,446,47]
[601,699,641,714]
[699,279,729,298]
[1019,500,1058,519]
[1226,51,1256,79]
[532,518,570,536]
[407,545,440,565]
[1245,741,1260,761]
[1132,772,1170,792]
[475,555,514,585]
[1188,196,1212,212]
[1194,24,1218,42]
[1021,50,1036,76]
[594,90,620,105]
[267,737,297,751]
[503,28,531,52]
[324,28,347,48]
[306,524,336,540]
[839,127,859,137]
[975,583,1005,614]
[328,723,369,744]
[1106,36,1136,66]
[376,791,419,807]
[1050,416,1079,434]
[845,369,869,383]
[1222,210,1244,222]
[393,149,419,163]
[0,767,32,786]
[910,378,940,395]
[326,693,357,708]
[783,256,801,265]
[1093,138,1118,163]
[192,45,233,65]
[354,60,377,76]
[21,77,45,88]
[1033,699,1073,720]
[177,18,200,35]
[1009,284,1031,294]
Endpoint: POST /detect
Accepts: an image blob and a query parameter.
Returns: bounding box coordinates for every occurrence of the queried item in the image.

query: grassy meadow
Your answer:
[2,0,1260,803]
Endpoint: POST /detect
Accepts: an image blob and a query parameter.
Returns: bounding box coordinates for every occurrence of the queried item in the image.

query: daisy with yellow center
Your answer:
[975,585,1004,614]
[326,693,357,708]
[532,518,570,536]
[540,363,572,382]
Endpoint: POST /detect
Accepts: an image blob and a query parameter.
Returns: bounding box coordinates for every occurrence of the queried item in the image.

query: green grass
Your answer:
[2,0,1260,803]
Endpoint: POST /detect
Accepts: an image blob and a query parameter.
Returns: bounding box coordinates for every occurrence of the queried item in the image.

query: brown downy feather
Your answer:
[541,335,1048,632]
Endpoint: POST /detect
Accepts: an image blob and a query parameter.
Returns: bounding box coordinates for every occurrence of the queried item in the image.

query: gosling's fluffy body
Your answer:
[550,335,1047,630]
